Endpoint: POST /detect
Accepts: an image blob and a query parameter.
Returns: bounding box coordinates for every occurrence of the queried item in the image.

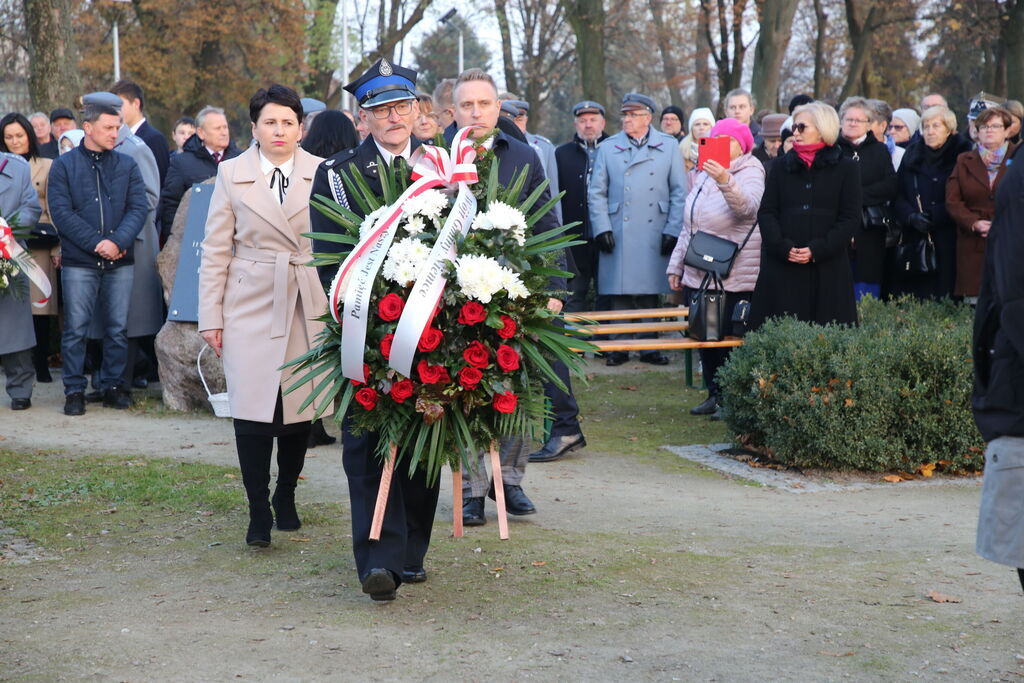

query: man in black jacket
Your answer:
[111,80,170,186]
[158,106,240,240]
[973,144,1024,593]
[47,102,148,416]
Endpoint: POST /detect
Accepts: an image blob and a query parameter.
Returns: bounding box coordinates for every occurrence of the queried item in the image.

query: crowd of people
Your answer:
[1,65,1022,599]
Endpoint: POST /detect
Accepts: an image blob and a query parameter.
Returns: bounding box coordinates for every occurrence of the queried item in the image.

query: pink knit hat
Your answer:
[709,117,754,155]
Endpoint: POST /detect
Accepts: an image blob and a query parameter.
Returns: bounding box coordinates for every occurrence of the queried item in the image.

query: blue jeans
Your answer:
[61,265,134,394]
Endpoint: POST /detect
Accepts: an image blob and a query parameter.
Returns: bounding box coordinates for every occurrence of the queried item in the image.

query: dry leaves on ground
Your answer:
[927,590,962,604]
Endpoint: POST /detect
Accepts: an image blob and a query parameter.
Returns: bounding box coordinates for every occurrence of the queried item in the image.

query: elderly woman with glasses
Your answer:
[946,106,1019,300]
[837,96,898,301]
[749,101,862,330]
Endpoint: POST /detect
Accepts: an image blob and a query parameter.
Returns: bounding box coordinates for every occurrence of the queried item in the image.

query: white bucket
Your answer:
[197,344,231,418]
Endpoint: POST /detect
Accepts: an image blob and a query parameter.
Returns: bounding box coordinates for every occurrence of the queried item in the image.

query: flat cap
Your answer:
[49,107,75,122]
[344,58,418,109]
[572,100,605,117]
[81,91,123,110]
[300,97,327,115]
[620,92,656,114]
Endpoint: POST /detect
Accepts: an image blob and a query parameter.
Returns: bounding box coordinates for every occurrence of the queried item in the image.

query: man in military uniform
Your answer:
[500,98,561,223]
[589,92,686,366]
[309,59,438,603]
[447,68,567,525]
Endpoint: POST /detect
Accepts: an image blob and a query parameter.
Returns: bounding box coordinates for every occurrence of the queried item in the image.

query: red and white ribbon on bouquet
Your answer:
[328,126,490,382]
[0,218,51,308]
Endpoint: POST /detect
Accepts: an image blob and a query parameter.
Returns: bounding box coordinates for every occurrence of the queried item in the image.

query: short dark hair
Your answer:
[301,110,359,158]
[174,116,196,130]
[0,112,41,158]
[788,93,814,114]
[975,107,1013,129]
[249,84,303,123]
[82,103,121,124]
[111,79,145,110]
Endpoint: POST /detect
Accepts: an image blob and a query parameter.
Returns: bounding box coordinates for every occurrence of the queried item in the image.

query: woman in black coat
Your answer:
[891,106,972,300]
[837,97,898,300]
[750,102,863,329]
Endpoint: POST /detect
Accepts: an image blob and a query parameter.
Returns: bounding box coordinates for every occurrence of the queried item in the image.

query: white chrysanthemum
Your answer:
[470,213,494,232]
[404,214,426,235]
[359,206,387,239]
[403,189,448,221]
[501,269,529,299]
[394,261,420,284]
[486,201,528,233]
[456,254,506,303]
[382,237,433,284]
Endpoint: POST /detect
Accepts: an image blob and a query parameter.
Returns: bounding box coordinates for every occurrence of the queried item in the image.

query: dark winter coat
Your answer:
[555,132,608,239]
[135,120,170,187]
[749,144,862,329]
[837,132,898,284]
[892,134,972,299]
[946,143,1019,297]
[159,134,241,238]
[47,142,148,269]
[973,143,1024,442]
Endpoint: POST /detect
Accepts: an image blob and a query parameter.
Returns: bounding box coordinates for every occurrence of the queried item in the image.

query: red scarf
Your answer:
[793,141,826,168]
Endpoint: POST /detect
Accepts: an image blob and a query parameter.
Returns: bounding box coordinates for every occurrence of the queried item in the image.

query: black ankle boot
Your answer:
[307,418,336,448]
[272,485,301,531]
[689,392,719,416]
[246,502,273,547]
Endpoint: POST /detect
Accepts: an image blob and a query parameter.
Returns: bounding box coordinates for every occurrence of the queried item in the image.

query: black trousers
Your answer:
[342,412,440,585]
[542,361,581,438]
[565,241,609,313]
[683,287,752,394]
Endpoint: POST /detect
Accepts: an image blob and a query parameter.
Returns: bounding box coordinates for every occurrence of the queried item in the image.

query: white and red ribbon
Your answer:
[328,127,491,382]
[0,219,51,308]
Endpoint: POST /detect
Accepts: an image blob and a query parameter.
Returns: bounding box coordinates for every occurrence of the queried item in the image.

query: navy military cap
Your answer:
[620,92,656,114]
[572,100,605,117]
[81,91,123,110]
[344,58,418,109]
[301,97,327,115]
[507,99,529,114]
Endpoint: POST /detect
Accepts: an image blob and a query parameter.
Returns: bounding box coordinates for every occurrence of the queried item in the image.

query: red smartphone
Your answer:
[697,136,731,171]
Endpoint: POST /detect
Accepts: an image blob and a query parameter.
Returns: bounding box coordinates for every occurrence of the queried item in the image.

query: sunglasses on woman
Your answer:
[793,122,811,133]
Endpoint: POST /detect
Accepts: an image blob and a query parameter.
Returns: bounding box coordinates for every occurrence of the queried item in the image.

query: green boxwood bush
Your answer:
[717,297,985,472]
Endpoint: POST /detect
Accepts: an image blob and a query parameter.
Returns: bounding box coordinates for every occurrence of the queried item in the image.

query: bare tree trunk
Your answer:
[22,0,81,112]
[494,0,520,95]
[695,1,712,105]
[305,0,340,100]
[751,0,800,111]
[812,0,827,98]
[838,0,878,101]
[561,0,610,114]
[648,0,684,108]
[1006,0,1024,100]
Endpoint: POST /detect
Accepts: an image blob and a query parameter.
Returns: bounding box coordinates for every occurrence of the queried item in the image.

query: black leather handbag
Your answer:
[862,204,901,248]
[896,232,937,274]
[26,223,59,250]
[688,272,725,341]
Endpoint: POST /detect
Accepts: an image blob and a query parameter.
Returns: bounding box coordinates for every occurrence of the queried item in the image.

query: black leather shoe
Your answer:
[102,386,133,409]
[605,351,628,366]
[11,398,31,410]
[64,392,86,416]
[528,432,586,463]
[640,352,670,365]
[710,406,723,421]
[84,390,104,403]
[307,418,337,448]
[362,568,397,601]
[271,487,301,531]
[489,483,536,516]
[462,496,486,526]
[402,566,427,583]
[689,394,719,416]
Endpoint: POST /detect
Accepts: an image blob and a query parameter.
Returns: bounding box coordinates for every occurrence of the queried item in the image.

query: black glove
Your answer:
[661,233,678,256]
[906,212,933,234]
[595,231,615,253]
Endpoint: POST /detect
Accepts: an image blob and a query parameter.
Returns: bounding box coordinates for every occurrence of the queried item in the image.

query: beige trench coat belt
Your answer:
[232,243,318,339]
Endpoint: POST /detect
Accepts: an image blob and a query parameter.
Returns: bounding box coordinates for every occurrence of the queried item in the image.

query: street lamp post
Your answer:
[109,0,132,81]
[438,9,464,75]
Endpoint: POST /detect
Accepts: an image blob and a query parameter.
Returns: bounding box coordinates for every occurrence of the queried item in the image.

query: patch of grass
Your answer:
[575,370,730,458]
[128,389,213,418]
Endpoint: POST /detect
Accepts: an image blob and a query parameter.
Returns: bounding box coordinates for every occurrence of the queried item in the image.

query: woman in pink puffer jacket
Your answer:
[666,118,765,418]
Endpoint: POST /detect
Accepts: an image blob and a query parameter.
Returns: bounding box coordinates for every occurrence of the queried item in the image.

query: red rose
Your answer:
[350,363,371,387]
[497,315,517,339]
[378,293,405,321]
[458,366,483,390]
[380,333,394,359]
[458,301,487,325]
[463,341,490,368]
[417,360,451,385]
[354,387,378,410]
[418,327,444,353]
[493,391,518,414]
[390,378,415,403]
[496,344,520,372]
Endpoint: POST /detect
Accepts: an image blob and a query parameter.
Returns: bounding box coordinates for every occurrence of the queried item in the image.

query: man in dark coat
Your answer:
[159,106,241,241]
[310,58,436,603]
[111,80,170,187]
[972,143,1024,593]
[444,68,567,525]
[47,102,148,416]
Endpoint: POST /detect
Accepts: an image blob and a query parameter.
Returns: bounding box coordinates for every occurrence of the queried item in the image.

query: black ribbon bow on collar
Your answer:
[270,167,289,204]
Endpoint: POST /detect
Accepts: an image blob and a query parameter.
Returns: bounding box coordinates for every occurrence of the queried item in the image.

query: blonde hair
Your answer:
[921,105,957,135]
[793,101,840,145]
[454,68,498,100]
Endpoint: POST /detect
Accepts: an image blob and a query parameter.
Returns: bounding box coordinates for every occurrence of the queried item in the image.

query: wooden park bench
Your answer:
[563,307,743,388]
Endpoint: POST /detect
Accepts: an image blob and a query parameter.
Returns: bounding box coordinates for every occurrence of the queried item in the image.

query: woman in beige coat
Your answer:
[198,85,328,547]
